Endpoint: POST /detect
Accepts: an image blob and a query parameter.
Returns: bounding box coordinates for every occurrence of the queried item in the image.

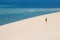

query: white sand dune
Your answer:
[0,12,60,40]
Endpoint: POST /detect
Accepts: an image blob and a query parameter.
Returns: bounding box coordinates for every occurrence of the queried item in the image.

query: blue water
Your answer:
[0,0,60,8]
[0,8,60,25]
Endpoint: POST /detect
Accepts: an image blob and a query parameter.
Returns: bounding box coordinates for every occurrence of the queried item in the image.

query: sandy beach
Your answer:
[0,12,60,40]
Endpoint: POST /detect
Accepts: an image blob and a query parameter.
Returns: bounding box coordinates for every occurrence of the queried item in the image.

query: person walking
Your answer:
[45,17,47,23]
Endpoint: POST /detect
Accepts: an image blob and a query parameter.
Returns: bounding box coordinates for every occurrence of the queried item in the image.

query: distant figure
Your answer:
[45,18,47,23]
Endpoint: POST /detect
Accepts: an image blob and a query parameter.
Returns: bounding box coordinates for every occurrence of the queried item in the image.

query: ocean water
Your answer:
[0,8,60,25]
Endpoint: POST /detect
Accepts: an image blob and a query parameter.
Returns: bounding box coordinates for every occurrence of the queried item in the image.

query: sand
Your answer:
[0,12,60,40]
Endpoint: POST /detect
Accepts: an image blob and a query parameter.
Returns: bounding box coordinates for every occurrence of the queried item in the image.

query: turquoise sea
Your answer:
[0,8,60,25]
